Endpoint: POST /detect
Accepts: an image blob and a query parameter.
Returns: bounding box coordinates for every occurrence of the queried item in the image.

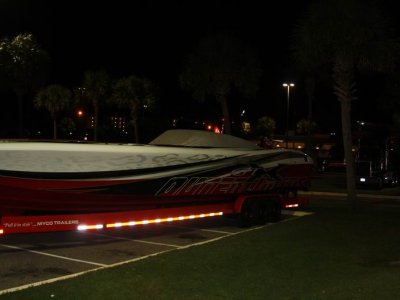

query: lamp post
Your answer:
[282,83,295,148]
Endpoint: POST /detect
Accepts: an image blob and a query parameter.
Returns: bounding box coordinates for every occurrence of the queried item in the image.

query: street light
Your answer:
[283,83,295,149]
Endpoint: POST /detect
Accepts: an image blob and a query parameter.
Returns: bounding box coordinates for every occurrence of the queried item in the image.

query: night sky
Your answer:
[0,0,398,139]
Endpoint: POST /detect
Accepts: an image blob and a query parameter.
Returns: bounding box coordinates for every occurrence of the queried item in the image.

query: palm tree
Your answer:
[110,75,156,143]
[255,116,276,138]
[179,32,262,135]
[81,70,111,141]
[292,0,398,212]
[34,85,72,139]
[0,33,50,137]
[296,119,316,135]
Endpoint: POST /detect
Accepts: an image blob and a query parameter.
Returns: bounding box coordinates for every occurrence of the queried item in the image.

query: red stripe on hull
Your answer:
[0,182,233,214]
[0,164,313,216]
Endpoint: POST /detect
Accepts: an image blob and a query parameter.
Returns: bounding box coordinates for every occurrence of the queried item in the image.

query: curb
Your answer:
[299,190,400,201]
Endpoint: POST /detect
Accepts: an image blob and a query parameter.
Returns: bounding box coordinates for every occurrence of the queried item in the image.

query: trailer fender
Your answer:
[233,195,248,214]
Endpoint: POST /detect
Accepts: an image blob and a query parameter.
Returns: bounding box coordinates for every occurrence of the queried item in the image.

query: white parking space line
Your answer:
[178,225,265,249]
[199,228,234,235]
[0,247,176,296]
[0,243,107,267]
[88,232,181,248]
[282,210,314,217]
[161,223,234,235]
[0,210,313,297]
[0,267,104,296]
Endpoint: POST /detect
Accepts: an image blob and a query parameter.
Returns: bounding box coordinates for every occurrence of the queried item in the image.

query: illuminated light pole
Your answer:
[283,83,295,149]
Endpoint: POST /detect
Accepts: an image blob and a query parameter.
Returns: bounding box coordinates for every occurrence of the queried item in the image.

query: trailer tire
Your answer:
[266,199,281,223]
[239,199,266,227]
[239,200,253,227]
[252,200,267,225]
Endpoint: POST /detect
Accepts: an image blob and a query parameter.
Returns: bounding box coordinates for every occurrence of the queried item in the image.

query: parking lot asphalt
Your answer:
[0,212,309,295]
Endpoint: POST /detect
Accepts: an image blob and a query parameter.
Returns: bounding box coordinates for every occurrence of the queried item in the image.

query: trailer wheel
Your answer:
[266,199,281,223]
[239,200,253,227]
[253,200,267,225]
[239,199,268,227]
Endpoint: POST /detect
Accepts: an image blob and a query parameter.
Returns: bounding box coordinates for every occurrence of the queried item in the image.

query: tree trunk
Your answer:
[133,118,139,143]
[340,99,357,212]
[333,58,358,213]
[305,77,315,156]
[16,89,24,138]
[94,103,99,141]
[53,119,57,140]
[131,105,140,143]
[219,94,231,134]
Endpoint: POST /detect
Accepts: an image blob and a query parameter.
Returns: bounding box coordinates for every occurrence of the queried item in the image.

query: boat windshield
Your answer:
[149,129,261,149]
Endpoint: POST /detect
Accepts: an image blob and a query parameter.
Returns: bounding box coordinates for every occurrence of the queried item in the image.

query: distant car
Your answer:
[327,159,346,170]
[355,141,400,189]
[356,160,399,189]
[382,170,399,187]
[356,161,383,189]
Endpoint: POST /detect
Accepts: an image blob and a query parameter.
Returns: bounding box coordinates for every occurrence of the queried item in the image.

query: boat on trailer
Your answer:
[0,129,313,234]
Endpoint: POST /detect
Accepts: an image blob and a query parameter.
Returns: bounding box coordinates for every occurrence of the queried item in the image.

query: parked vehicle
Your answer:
[356,137,400,188]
